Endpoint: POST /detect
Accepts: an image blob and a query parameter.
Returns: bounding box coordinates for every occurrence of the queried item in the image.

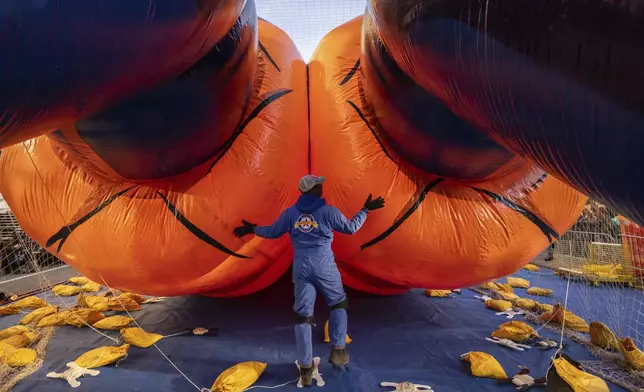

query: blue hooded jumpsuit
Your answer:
[254,193,368,367]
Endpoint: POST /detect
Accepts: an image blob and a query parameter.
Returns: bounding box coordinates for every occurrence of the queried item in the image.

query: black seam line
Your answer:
[46,186,137,253]
[156,191,250,259]
[339,59,360,86]
[306,64,311,173]
[208,88,293,173]
[360,178,445,250]
[347,100,393,161]
[258,41,280,72]
[470,186,559,242]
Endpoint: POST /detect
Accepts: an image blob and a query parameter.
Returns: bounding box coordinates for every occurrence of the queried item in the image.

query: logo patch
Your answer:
[294,214,319,233]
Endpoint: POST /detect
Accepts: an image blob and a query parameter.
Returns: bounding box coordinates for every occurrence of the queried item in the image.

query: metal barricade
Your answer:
[545,229,639,285]
[0,208,72,296]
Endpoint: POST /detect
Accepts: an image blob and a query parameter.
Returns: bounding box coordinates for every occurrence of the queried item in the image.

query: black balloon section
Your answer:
[49,0,259,183]
[360,12,517,180]
[0,0,241,147]
[365,0,644,223]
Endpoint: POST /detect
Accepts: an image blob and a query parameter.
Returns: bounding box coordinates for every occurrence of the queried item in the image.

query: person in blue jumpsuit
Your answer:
[233,174,385,386]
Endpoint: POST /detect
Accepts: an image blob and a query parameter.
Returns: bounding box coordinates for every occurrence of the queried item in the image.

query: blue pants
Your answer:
[293,258,347,367]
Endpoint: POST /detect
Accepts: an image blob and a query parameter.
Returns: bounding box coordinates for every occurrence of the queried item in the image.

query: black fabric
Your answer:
[295,313,315,325]
[331,297,348,310]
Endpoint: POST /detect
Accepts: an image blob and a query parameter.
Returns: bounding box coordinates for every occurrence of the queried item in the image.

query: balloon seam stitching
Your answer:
[156,191,250,259]
[360,178,445,249]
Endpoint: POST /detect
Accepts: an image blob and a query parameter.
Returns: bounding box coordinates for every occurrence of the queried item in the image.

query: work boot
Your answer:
[329,347,350,367]
[299,366,313,387]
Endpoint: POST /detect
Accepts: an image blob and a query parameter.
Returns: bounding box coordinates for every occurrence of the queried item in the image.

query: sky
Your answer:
[255,0,366,61]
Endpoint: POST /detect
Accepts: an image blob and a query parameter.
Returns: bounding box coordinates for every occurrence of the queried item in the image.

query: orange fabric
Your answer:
[1,13,586,297]
[0,19,307,297]
[308,16,586,293]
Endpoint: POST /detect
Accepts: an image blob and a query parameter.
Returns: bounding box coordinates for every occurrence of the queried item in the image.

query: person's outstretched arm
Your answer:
[330,206,368,235]
[331,193,385,235]
[254,209,291,239]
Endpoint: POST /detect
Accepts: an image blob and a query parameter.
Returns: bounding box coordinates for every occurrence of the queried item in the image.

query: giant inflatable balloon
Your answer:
[359,0,644,226]
[2,0,641,296]
[309,16,585,294]
[0,0,244,149]
[0,0,309,297]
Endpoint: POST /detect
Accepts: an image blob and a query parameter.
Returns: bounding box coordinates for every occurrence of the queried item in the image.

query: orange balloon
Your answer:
[309,16,586,294]
[0,18,308,297]
[2,11,588,298]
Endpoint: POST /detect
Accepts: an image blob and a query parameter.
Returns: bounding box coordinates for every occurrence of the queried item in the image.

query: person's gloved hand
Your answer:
[233,220,256,238]
[363,194,385,211]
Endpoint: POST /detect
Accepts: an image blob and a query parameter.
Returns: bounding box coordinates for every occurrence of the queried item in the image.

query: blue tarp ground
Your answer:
[1,267,637,392]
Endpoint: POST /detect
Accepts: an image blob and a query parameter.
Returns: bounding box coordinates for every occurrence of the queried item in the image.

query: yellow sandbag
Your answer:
[37,310,71,327]
[82,281,102,293]
[211,361,267,392]
[619,337,644,370]
[461,352,507,380]
[523,264,540,272]
[24,331,38,344]
[536,303,554,313]
[507,277,530,289]
[526,287,553,296]
[120,327,163,348]
[491,321,538,343]
[496,291,519,301]
[0,331,38,348]
[581,263,621,275]
[108,296,141,312]
[20,305,58,325]
[12,296,48,310]
[513,298,538,311]
[589,322,620,351]
[425,290,453,298]
[3,347,38,367]
[0,325,29,340]
[480,282,499,291]
[558,306,590,332]
[93,316,134,330]
[496,283,514,293]
[0,341,15,359]
[553,356,609,392]
[66,308,106,328]
[539,304,589,332]
[74,344,130,369]
[53,285,83,297]
[78,294,110,312]
[0,305,20,316]
[485,299,513,312]
[120,292,146,304]
[1,334,30,348]
[323,321,352,344]
[69,277,90,285]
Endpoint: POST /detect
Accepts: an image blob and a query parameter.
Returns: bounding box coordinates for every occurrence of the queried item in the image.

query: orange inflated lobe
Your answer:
[308,16,586,294]
[2,3,593,298]
[0,17,308,297]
